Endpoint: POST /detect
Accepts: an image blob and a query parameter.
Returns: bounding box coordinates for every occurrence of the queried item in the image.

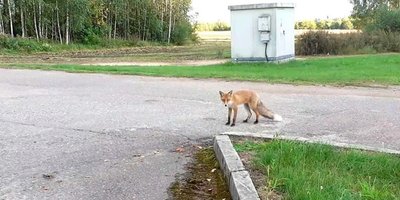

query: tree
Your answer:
[341,18,354,29]
[6,0,13,37]
[350,0,400,28]
[0,0,195,45]
[367,7,400,32]
[0,0,4,34]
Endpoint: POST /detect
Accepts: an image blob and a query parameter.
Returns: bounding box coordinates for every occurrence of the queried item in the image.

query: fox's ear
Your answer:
[228,90,233,96]
[219,91,224,97]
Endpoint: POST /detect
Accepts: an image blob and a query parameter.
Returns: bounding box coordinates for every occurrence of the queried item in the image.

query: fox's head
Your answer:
[219,90,233,107]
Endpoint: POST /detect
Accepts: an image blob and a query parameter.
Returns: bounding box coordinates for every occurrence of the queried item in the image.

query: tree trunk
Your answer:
[167,0,172,44]
[66,5,70,45]
[20,3,25,37]
[0,14,3,34]
[38,0,42,38]
[33,4,39,40]
[7,0,14,37]
[113,10,117,39]
[0,1,4,34]
[108,9,112,39]
[56,0,63,44]
[143,9,147,41]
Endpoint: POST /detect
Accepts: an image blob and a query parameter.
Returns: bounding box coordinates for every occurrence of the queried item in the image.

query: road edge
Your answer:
[213,135,260,200]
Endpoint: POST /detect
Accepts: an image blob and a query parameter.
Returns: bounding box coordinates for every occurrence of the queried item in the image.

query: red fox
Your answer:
[219,90,282,126]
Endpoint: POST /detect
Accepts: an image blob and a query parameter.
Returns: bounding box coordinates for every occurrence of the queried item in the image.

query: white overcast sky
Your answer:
[191,0,353,23]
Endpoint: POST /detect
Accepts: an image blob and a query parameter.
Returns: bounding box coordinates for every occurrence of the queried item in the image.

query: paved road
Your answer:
[1,69,399,200]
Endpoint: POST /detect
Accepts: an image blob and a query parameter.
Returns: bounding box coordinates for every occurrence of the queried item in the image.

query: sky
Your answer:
[191,0,354,23]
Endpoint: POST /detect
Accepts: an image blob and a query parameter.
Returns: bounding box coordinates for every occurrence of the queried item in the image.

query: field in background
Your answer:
[197,30,359,42]
[0,30,365,66]
[197,31,231,41]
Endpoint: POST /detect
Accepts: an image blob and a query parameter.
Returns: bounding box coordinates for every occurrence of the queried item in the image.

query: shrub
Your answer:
[171,21,197,45]
[366,7,400,33]
[296,30,400,55]
[0,35,53,53]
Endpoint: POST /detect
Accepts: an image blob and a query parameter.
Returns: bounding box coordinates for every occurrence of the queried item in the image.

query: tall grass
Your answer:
[296,31,400,55]
[235,140,400,200]
[0,35,157,54]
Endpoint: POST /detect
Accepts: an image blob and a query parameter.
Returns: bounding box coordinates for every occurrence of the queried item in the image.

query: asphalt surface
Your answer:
[1,69,399,200]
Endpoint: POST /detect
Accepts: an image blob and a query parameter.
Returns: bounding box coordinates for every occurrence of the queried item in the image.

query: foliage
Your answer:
[350,0,400,29]
[0,35,52,52]
[296,31,400,55]
[197,22,231,31]
[0,0,195,46]
[295,18,354,30]
[366,7,400,32]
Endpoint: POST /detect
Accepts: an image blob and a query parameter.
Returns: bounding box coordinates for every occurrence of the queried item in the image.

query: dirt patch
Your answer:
[82,59,227,66]
[0,42,231,66]
[169,147,231,200]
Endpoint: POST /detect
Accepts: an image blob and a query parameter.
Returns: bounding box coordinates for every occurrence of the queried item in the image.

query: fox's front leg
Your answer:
[231,107,238,127]
[226,108,232,125]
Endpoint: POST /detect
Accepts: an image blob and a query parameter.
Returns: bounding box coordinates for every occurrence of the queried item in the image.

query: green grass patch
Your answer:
[234,140,400,200]
[2,54,400,86]
[0,36,161,55]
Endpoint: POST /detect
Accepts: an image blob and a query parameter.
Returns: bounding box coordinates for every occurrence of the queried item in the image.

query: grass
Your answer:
[0,36,147,55]
[234,140,400,200]
[2,54,400,86]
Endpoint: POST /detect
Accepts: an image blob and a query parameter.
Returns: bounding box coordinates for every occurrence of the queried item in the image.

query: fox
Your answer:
[219,90,282,126]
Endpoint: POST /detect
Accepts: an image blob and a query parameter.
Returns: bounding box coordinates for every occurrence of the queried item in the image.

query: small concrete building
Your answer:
[229,3,295,62]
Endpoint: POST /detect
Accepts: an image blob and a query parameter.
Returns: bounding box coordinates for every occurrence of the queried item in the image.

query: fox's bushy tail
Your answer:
[257,101,282,122]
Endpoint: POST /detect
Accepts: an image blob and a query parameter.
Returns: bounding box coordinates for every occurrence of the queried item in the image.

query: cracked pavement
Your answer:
[1,69,400,199]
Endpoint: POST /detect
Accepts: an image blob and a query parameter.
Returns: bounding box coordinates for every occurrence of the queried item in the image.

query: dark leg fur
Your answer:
[232,107,238,127]
[226,108,232,125]
[243,103,252,123]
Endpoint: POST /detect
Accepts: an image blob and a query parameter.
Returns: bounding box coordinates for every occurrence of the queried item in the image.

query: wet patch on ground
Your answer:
[169,146,231,200]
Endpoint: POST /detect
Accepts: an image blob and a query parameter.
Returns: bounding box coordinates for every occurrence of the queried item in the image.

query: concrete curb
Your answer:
[213,135,260,200]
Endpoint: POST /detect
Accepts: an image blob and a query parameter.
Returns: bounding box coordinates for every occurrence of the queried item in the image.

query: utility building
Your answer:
[229,3,295,62]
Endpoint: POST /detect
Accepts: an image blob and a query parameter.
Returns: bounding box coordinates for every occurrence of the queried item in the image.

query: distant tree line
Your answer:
[297,0,400,55]
[196,21,230,31]
[0,0,194,45]
[295,18,354,30]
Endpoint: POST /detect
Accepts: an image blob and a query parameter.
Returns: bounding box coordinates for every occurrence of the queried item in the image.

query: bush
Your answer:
[212,22,230,31]
[366,7,400,33]
[296,30,400,55]
[171,21,197,45]
[0,35,53,53]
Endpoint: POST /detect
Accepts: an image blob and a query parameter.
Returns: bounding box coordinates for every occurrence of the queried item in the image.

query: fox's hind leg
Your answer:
[249,101,259,124]
[243,103,252,123]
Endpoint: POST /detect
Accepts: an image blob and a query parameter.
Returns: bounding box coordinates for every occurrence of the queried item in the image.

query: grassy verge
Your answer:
[234,140,400,200]
[2,54,400,86]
